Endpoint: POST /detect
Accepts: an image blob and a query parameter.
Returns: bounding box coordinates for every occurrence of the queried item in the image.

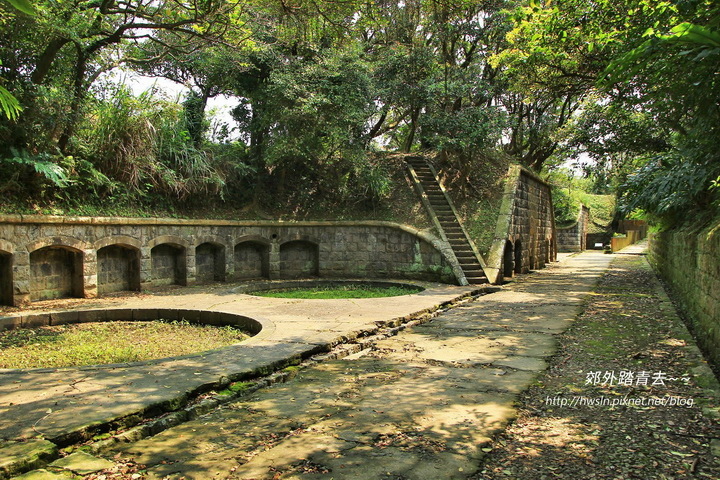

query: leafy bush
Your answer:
[77,85,228,200]
[618,153,720,227]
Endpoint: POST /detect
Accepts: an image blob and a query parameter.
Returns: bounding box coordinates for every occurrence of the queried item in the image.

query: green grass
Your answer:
[250,283,423,299]
[0,320,249,369]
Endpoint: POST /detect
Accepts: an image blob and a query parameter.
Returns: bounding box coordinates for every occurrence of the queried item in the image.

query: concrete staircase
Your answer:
[405,156,487,285]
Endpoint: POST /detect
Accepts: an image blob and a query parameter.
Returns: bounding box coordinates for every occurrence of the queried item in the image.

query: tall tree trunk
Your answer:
[58,49,88,153]
[403,107,420,153]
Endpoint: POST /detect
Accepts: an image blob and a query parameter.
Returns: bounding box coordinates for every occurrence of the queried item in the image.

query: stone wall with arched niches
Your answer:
[0,217,456,306]
[484,166,558,283]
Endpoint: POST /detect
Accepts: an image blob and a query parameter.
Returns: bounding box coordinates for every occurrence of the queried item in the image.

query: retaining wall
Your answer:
[0,217,455,306]
[557,205,589,252]
[484,166,557,283]
[649,222,720,371]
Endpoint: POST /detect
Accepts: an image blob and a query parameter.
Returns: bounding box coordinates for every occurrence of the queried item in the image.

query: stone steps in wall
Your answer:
[426,193,445,200]
[462,268,485,276]
[439,222,461,229]
[460,264,485,272]
[464,276,487,284]
[406,157,487,285]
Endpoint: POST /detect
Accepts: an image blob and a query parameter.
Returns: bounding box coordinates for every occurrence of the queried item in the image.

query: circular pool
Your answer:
[0,309,262,369]
[240,280,425,299]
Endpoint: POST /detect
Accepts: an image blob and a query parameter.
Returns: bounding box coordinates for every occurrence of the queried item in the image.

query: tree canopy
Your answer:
[0,0,717,225]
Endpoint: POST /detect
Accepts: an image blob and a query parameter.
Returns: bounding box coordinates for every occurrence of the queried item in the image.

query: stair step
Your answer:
[461,270,484,276]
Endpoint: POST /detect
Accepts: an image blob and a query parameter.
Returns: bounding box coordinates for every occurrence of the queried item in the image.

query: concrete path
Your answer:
[1,251,617,479]
[1,281,483,446]
[89,251,612,480]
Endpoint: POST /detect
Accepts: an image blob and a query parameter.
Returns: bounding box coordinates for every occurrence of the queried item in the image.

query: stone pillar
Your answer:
[185,248,195,286]
[12,251,30,306]
[269,241,280,280]
[83,249,98,298]
[139,246,152,290]
[225,240,235,280]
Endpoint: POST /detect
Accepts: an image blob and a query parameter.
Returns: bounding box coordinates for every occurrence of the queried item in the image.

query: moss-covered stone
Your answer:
[649,221,720,373]
[0,440,58,479]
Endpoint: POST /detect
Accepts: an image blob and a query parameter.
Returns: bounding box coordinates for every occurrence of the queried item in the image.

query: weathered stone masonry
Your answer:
[483,166,557,283]
[649,223,720,371]
[0,217,455,306]
[557,205,589,252]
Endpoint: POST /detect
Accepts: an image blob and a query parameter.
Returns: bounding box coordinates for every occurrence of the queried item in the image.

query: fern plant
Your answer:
[3,148,71,188]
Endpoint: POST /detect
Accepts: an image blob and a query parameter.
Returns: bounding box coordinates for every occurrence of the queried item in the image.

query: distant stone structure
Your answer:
[557,205,590,252]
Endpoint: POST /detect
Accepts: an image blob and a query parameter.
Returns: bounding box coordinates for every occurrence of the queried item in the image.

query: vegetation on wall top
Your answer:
[0,0,716,228]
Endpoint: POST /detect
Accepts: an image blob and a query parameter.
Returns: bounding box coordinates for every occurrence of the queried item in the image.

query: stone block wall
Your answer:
[234,242,268,279]
[150,244,186,287]
[557,205,589,252]
[279,241,319,279]
[649,222,720,371]
[195,243,225,283]
[97,245,140,295]
[0,217,455,306]
[484,166,557,283]
[29,247,83,301]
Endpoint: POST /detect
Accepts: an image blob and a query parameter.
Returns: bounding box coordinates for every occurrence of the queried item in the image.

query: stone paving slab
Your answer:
[89,251,615,479]
[0,281,477,445]
[1,251,617,479]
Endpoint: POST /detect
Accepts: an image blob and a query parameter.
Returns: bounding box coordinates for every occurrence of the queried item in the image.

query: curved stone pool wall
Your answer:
[0,217,457,306]
[0,308,264,336]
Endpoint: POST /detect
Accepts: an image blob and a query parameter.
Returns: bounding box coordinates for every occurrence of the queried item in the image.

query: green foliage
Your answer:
[497,0,720,224]
[0,0,716,229]
[2,148,70,187]
[77,85,227,200]
[2,0,34,15]
[260,48,372,169]
[0,84,21,120]
[619,153,720,226]
[250,283,423,299]
[546,168,617,226]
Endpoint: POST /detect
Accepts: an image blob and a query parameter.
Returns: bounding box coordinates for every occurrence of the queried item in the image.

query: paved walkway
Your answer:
[0,281,482,444]
[1,251,617,478]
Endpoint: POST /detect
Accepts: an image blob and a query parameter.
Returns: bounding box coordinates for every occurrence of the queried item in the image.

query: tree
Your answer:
[0,0,253,152]
[359,0,510,158]
[496,0,720,223]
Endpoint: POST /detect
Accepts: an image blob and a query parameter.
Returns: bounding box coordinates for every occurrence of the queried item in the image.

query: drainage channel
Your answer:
[53,286,501,458]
